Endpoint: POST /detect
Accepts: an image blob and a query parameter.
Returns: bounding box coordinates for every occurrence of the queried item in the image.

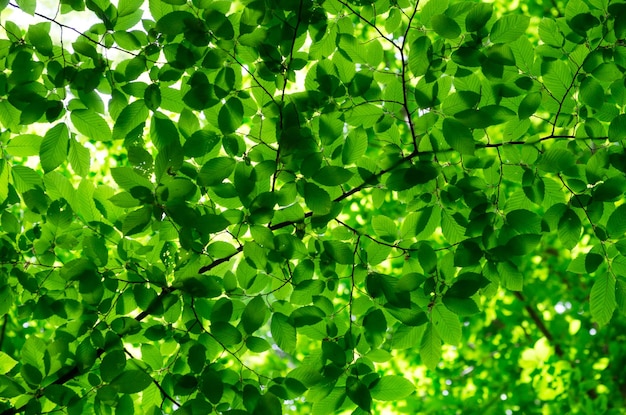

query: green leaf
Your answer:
[68,139,90,177]
[198,157,235,187]
[122,205,152,235]
[386,162,439,191]
[271,313,297,354]
[497,261,523,291]
[608,114,626,142]
[518,92,542,119]
[290,305,325,327]
[109,370,153,394]
[342,128,368,164]
[431,304,461,345]
[176,274,222,298]
[246,336,272,353]
[218,97,243,134]
[28,22,53,56]
[558,209,582,249]
[443,296,480,316]
[242,296,268,335]
[111,100,149,140]
[111,166,153,191]
[16,0,35,15]
[420,322,441,371]
[590,273,616,326]
[323,240,353,264]
[409,36,432,77]
[346,377,371,412]
[442,118,474,155]
[504,234,541,256]
[579,76,604,109]
[370,376,415,401]
[465,3,492,32]
[304,182,331,215]
[5,134,42,157]
[71,109,112,141]
[40,123,69,173]
[0,285,13,318]
[607,205,626,238]
[490,14,530,43]
[431,14,461,39]
[156,11,196,36]
[0,352,18,373]
[101,350,126,383]
[593,176,626,202]
[538,17,564,47]
[372,215,397,242]
[313,166,353,186]
[211,322,243,346]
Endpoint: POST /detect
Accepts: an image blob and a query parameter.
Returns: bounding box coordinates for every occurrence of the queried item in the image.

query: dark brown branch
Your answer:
[513,291,564,357]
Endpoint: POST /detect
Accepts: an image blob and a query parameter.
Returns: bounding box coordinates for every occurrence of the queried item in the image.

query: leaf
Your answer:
[504,234,542,256]
[607,205,626,238]
[156,11,196,36]
[242,296,268,335]
[109,370,153,394]
[0,285,13,319]
[346,377,371,412]
[69,139,90,177]
[290,305,325,327]
[122,205,152,235]
[16,0,35,15]
[442,118,474,155]
[111,100,149,140]
[40,123,69,172]
[431,14,461,39]
[197,157,236,186]
[28,22,53,56]
[218,97,243,134]
[342,128,368,164]
[372,215,397,242]
[409,36,432,77]
[211,322,243,346]
[441,211,466,244]
[590,273,616,326]
[608,114,626,142]
[443,296,481,316]
[370,376,415,401]
[497,261,523,291]
[431,304,462,345]
[490,14,530,43]
[111,167,153,191]
[312,166,353,186]
[465,3,492,32]
[538,17,564,47]
[420,322,441,370]
[5,134,42,157]
[386,162,439,191]
[0,352,18,373]
[518,92,542,119]
[323,240,353,264]
[271,313,297,354]
[579,76,604,110]
[558,209,582,249]
[304,182,331,215]
[71,109,112,141]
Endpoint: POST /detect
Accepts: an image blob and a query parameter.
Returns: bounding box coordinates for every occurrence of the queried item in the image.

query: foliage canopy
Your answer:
[1,0,626,413]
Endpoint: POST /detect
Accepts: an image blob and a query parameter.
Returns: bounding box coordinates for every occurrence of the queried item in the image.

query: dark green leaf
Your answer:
[242,296,268,335]
[109,370,152,394]
[431,15,461,39]
[465,3,492,32]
